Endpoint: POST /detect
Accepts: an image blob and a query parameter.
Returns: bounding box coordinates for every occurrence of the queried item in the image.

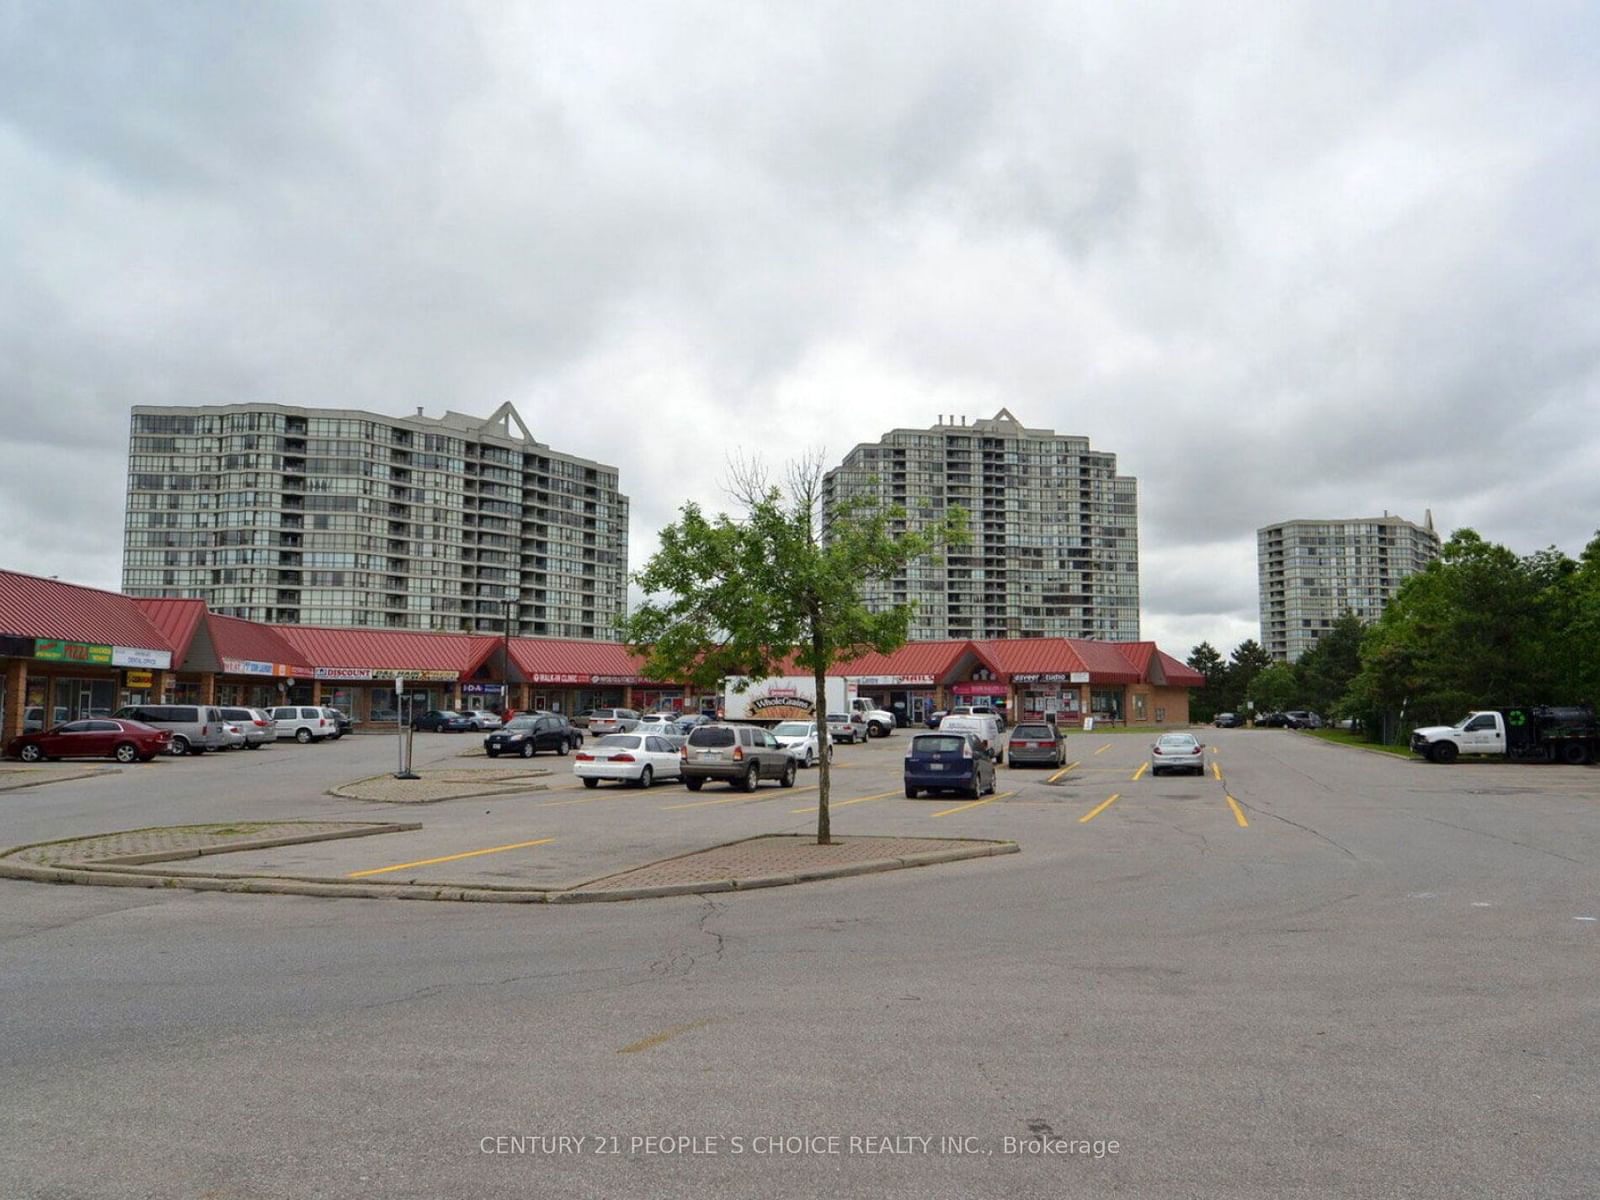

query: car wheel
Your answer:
[18,744,43,763]
[294,728,312,744]
[1429,742,1458,764]
[557,740,569,757]
[245,742,261,749]
[967,775,982,800]
[904,785,918,798]
[637,765,654,789]
[521,742,537,759]
[170,736,190,756]
[740,764,760,792]
[780,759,797,788]
[802,748,813,768]
[685,777,704,792]
[582,777,599,789]
[113,742,138,764]
[1561,742,1590,766]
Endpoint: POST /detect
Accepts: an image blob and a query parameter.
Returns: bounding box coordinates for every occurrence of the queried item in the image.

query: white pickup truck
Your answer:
[850,697,898,738]
[1410,706,1598,765]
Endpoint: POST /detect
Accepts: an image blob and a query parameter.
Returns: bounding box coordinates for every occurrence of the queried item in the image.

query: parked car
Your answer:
[571,710,596,729]
[320,707,355,737]
[1284,710,1323,729]
[485,714,577,758]
[7,717,171,764]
[674,713,713,736]
[269,706,338,743]
[1006,721,1067,768]
[588,708,640,735]
[23,706,68,734]
[463,709,503,731]
[573,733,684,788]
[218,706,275,748]
[369,708,400,723]
[114,704,231,755]
[826,712,865,744]
[950,704,1008,732]
[218,721,248,750]
[771,720,831,767]
[680,723,797,791]
[904,731,996,799]
[411,709,475,733]
[924,709,948,729]
[1254,712,1292,728]
[937,714,1005,765]
[1213,712,1245,728]
[1151,731,1206,775]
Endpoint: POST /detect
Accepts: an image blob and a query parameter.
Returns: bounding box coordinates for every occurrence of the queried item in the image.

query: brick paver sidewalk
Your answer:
[5,821,404,866]
[577,834,1013,892]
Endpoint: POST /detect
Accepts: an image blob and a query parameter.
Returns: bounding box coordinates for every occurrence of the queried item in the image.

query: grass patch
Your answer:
[1306,729,1414,757]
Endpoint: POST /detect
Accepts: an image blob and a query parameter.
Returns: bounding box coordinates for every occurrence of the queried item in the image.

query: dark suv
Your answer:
[681,724,796,791]
[485,714,577,758]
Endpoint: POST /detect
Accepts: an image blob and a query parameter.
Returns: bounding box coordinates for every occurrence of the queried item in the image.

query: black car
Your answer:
[413,709,474,732]
[1214,712,1246,728]
[1255,712,1292,728]
[485,715,577,758]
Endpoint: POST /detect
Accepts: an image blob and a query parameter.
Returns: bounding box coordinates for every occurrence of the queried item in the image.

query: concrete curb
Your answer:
[0,834,1020,904]
[0,767,122,793]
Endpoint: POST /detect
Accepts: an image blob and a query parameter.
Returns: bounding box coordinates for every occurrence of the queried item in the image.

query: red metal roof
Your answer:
[972,638,1094,678]
[134,598,208,662]
[206,614,314,673]
[273,625,499,672]
[837,640,975,682]
[1151,649,1207,687]
[509,638,660,682]
[0,570,172,651]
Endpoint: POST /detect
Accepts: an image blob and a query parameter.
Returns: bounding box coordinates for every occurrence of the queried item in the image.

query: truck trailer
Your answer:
[1409,706,1598,765]
[719,676,849,725]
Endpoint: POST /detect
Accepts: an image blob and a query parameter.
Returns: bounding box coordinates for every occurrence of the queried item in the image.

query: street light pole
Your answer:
[503,590,515,716]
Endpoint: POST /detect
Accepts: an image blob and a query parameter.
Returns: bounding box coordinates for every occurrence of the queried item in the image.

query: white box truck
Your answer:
[720,676,848,725]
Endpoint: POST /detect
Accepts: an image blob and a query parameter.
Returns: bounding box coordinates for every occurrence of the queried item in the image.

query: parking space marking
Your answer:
[790,789,900,814]
[348,837,555,878]
[1212,761,1224,781]
[1047,760,1080,783]
[1092,743,1113,755]
[617,1018,714,1055]
[1079,793,1121,823]
[1225,794,1249,827]
[661,786,816,811]
[1130,762,1148,782]
[930,790,1015,818]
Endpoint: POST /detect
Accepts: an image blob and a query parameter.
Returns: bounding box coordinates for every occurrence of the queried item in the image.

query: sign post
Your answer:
[394,676,419,779]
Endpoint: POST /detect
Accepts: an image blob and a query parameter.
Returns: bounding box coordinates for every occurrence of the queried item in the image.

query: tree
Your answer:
[1185,641,1227,721]
[1249,662,1300,713]
[622,454,967,844]
[1296,612,1365,716]
[1227,639,1274,713]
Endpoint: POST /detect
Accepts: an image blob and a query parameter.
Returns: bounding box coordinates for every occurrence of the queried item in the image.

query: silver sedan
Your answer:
[1150,732,1205,776]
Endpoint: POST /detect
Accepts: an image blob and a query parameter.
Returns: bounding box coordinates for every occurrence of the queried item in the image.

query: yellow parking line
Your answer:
[1079,793,1121,823]
[1092,743,1113,755]
[617,1018,714,1055]
[1212,761,1223,781]
[348,837,554,878]
[790,789,899,815]
[1130,762,1148,781]
[931,790,1014,818]
[1047,760,1080,783]
[662,786,815,811]
[1225,794,1249,827]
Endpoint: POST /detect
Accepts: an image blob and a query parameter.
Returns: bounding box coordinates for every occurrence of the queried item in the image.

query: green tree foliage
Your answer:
[622,455,967,844]
[1249,662,1300,713]
[1294,612,1366,716]
[1344,528,1598,738]
[1184,641,1226,721]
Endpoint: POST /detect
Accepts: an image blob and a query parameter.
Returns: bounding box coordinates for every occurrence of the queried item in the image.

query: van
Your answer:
[113,704,230,756]
[270,706,336,743]
[937,714,1005,764]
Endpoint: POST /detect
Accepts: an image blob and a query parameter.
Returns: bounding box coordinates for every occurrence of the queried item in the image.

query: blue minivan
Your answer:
[904,731,996,799]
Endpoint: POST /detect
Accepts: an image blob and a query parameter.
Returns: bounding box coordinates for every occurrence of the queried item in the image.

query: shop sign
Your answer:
[124,669,155,689]
[850,675,935,687]
[222,658,293,676]
[529,672,586,684]
[112,645,172,669]
[391,668,460,682]
[462,683,505,694]
[33,640,113,665]
[314,667,374,681]
[952,681,1008,696]
[591,674,651,685]
[1012,672,1069,684]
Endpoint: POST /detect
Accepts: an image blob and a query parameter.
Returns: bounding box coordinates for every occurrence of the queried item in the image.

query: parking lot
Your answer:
[3,725,1598,1198]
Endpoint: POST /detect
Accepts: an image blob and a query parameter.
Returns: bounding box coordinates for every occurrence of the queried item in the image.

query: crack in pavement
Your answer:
[1420,816,1586,865]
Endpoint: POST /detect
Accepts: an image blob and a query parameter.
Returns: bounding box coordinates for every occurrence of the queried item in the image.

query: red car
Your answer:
[6,718,172,764]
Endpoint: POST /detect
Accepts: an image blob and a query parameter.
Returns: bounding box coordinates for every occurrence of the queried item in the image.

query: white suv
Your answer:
[269,706,336,743]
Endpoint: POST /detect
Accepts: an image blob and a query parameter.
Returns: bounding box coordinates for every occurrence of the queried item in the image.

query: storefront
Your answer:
[848,674,938,726]
[1011,672,1090,726]
[1,633,173,741]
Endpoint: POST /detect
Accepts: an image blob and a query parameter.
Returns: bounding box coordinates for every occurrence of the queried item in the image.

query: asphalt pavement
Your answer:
[1,728,1596,1198]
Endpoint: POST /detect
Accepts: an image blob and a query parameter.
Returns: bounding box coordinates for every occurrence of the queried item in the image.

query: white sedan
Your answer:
[464,709,503,731]
[771,721,832,768]
[573,733,684,788]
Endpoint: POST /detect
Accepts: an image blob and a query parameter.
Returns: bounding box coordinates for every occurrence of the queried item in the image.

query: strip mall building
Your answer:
[0,570,1203,741]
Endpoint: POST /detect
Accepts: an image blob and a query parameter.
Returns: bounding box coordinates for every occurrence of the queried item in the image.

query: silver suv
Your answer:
[681,724,797,792]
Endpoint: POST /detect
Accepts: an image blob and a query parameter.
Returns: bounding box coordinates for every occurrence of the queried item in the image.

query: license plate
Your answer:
[927,763,945,771]
[700,751,722,760]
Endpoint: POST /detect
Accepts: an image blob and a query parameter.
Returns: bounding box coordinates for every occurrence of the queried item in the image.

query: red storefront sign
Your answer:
[952,682,1007,696]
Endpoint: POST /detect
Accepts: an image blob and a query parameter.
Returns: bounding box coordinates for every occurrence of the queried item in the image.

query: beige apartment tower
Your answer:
[123,402,628,638]
[1257,512,1440,661]
[822,409,1140,641]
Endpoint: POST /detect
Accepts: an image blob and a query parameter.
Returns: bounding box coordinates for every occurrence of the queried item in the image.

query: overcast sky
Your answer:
[4,1,1597,656]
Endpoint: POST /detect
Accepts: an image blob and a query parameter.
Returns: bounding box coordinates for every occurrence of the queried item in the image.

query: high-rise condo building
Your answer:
[1257,512,1440,661]
[123,402,628,638]
[821,409,1140,641]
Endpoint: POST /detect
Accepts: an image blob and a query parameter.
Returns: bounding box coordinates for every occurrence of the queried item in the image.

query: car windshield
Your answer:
[596,734,641,749]
[1158,735,1197,748]
[1013,724,1053,738]
[773,722,813,736]
[913,735,966,754]
[506,719,537,731]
